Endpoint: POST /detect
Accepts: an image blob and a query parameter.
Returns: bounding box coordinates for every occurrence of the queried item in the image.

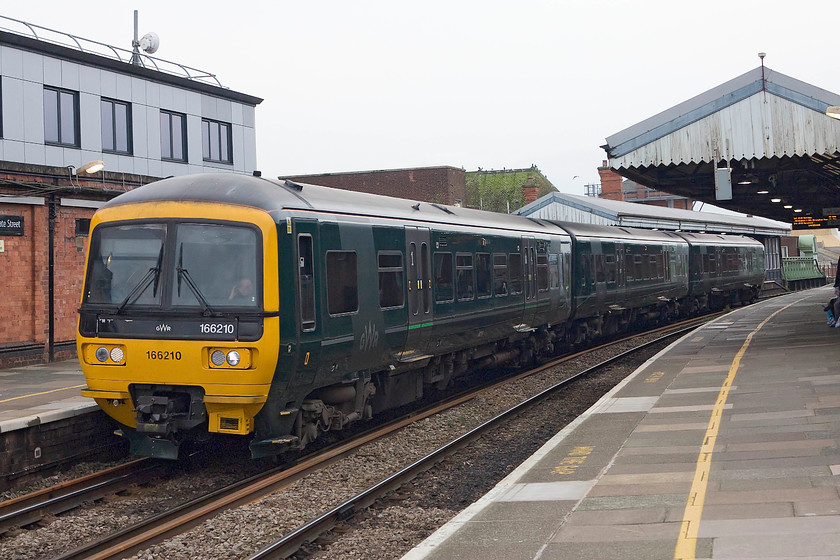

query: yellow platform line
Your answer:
[674,298,806,560]
[0,384,86,404]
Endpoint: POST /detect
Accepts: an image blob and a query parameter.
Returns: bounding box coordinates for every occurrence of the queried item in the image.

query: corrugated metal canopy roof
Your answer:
[517,191,789,236]
[602,66,840,226]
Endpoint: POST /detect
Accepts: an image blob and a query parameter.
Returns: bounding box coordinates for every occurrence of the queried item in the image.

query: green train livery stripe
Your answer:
[408,322,434,330]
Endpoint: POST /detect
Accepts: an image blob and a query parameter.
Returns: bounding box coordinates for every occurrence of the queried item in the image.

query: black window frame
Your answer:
[493,253,508,296]
[325,250,359,316]
[101,97,133,155]
[201,117,233,164]
[455,253,474,301]
[44,86,80,148]
[475,252,492,298]
[433,252,454,303]
[378,251,405,310]
[160,109,187,162]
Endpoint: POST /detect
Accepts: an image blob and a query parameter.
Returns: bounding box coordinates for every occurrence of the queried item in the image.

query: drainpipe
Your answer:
[48,193,57,362]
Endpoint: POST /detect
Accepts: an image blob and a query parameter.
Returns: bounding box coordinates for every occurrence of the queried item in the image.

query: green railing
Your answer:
[782,256,825,282]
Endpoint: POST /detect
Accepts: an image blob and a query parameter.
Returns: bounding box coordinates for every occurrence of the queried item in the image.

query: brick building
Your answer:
[596,160,695,209]
[281,166,467,206]
[0,16,261,366]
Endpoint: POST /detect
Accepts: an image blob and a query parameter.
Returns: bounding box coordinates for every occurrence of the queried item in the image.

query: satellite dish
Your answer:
[139,32,159,54]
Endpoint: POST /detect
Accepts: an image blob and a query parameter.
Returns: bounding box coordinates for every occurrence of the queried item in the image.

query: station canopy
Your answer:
[602,66,840,230]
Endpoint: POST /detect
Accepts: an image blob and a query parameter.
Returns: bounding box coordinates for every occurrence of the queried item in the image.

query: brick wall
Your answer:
[282,166,467,206]
[0,163,150,365]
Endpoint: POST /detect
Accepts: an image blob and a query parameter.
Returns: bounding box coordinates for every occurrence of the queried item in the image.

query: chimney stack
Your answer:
[598,160,624,201]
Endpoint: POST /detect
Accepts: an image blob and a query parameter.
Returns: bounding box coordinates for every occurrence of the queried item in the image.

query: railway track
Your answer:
[0,459,163,536]
[1,313,717,559]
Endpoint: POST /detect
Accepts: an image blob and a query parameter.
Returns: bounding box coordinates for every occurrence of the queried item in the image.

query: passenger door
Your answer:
[402,226,433,359]
[522,236,537,328]
[292,219,320,386]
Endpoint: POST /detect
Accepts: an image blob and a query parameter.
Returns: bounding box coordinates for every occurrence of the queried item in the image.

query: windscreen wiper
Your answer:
[115,246,163,314]
[177,243,218,317]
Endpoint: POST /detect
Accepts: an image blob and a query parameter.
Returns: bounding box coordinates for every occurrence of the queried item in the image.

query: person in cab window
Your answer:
[229,277,254,303]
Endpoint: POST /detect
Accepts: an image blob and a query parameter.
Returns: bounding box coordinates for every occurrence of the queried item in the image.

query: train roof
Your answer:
[100,173,572,236]
[675,231,764,247]
[552,221,687,243]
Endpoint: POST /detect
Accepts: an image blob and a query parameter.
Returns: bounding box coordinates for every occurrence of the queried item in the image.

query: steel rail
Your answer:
[248,322,703,559]
[0,459,161,535]
[49,315,715,560]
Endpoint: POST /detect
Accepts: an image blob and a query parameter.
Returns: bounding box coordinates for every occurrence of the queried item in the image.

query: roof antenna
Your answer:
[130,10,159,66]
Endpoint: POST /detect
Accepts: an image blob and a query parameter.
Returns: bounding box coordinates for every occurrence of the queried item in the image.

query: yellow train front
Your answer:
[78,174,282,459]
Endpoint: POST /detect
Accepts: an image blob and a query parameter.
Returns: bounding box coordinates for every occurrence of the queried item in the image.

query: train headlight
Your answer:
[86,344,125,365]
[110,347,124,363]
[95,347,109,362]
[211,350,226,366]
[226,350,241,366]
[207,347,252,369]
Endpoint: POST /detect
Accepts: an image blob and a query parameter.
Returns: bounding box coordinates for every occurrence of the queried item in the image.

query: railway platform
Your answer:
[0,359,117,490]
[0,359,92,433]
[403,286,840,560]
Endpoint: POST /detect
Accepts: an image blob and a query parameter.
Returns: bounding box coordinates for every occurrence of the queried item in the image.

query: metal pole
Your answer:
[48,194,57,362]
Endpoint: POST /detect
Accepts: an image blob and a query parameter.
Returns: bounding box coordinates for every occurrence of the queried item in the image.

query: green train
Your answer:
[77,173,765,459]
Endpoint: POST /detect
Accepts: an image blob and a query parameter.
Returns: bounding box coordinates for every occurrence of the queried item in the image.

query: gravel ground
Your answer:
[0,333,672,560]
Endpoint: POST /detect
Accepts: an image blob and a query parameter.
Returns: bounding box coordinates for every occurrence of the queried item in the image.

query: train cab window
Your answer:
[378,252,404,309]
[299,235,316,330]
[476,253,492,298]
[434,253,454,303]
[509,253,523,295]
[537,253,549,291]
[456,253,474,301]
[326,251,358,315]
[494,254,508,296]
[84,223,167,305]
[171,224,260,309]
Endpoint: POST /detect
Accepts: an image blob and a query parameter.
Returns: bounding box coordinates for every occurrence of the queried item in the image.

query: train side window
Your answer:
[549,253,560,289]
[594,254,605,284]
[378,252,404,309]
[625,253,634,282]
[476,253,492,298]
[326,251,358,315]
[456,253,474,301]
[298,235,316,331]
[634,254,643,281]
[605,255,616,285]
[493,253,508,296]
[434,253,454,303]
[651,255,661,279]
[537,253,549,291]
[509,253,523,295]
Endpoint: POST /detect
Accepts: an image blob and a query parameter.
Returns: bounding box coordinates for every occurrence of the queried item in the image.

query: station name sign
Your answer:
[0,215,24,236]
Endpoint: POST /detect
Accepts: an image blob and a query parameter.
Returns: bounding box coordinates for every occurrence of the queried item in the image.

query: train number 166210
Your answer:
[200,323,235,335]
[146,350,182,360]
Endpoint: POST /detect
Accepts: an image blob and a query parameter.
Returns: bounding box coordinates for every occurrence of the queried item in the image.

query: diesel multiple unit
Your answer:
[77,174,765,459]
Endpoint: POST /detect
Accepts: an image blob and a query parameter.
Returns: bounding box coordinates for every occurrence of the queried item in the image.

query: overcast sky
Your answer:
[2,1,838,196]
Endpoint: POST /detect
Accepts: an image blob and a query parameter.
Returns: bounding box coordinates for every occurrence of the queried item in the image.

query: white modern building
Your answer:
[0,15,262,177]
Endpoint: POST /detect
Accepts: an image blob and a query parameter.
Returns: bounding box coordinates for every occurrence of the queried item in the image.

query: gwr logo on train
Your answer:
[359,322,379,352]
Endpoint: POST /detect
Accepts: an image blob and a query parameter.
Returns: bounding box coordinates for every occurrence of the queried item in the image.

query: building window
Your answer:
[75,218,91,237]
[101,98,132,154]
[160,110,187,162]
[44,87,79,147]
[202,118,232,164]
